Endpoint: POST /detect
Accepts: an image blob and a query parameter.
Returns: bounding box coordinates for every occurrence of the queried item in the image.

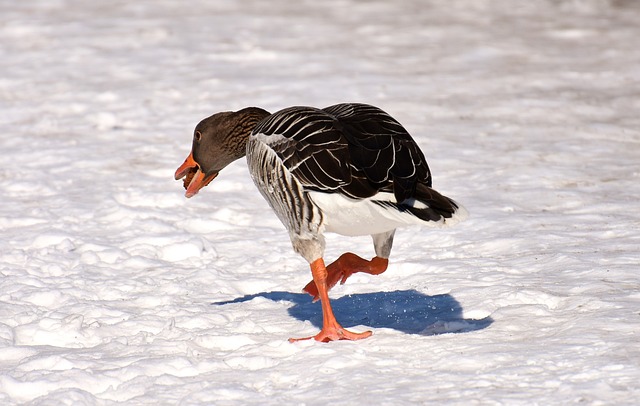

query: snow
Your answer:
[1,0,639,404]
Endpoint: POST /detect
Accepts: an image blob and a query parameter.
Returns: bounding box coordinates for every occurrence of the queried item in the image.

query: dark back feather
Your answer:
[252,103,433,203]
[323,103,432,202]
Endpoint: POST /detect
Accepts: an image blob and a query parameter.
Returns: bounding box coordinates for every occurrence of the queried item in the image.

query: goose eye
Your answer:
[194,131,202,141]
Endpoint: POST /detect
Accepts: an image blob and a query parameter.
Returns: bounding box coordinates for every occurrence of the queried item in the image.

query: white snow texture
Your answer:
[1,0,639,404]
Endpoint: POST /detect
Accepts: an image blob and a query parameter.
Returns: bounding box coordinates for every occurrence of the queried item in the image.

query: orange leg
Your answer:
[303,252,389,302]
[289,258,372,343]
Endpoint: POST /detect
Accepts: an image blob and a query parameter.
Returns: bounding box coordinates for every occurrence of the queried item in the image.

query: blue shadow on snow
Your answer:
[212,289,492,335]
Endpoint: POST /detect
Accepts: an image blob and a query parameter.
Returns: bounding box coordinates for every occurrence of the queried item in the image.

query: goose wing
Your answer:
[251,103,431,203]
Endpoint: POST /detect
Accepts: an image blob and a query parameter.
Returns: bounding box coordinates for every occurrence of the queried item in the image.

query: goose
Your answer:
[175,103,467,342]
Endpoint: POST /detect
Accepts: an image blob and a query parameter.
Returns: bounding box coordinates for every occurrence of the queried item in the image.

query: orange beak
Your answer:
[175,152,218,198]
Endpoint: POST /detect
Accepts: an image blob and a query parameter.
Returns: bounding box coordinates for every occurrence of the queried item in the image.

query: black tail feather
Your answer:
[404,184,460,222]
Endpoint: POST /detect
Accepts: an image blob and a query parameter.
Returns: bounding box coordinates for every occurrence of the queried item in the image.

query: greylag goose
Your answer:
[175,103,467,342]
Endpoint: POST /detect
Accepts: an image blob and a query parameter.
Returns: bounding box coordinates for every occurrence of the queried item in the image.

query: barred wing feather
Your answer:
[322,103,432,203]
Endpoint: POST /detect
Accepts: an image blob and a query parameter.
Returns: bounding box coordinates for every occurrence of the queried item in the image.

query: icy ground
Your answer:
[1,0,639,404]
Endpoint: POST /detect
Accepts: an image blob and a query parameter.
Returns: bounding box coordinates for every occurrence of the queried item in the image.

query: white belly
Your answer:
[308,191,424,236]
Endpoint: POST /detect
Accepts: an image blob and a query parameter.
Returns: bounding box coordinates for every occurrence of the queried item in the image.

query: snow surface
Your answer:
[1,0,640,404]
